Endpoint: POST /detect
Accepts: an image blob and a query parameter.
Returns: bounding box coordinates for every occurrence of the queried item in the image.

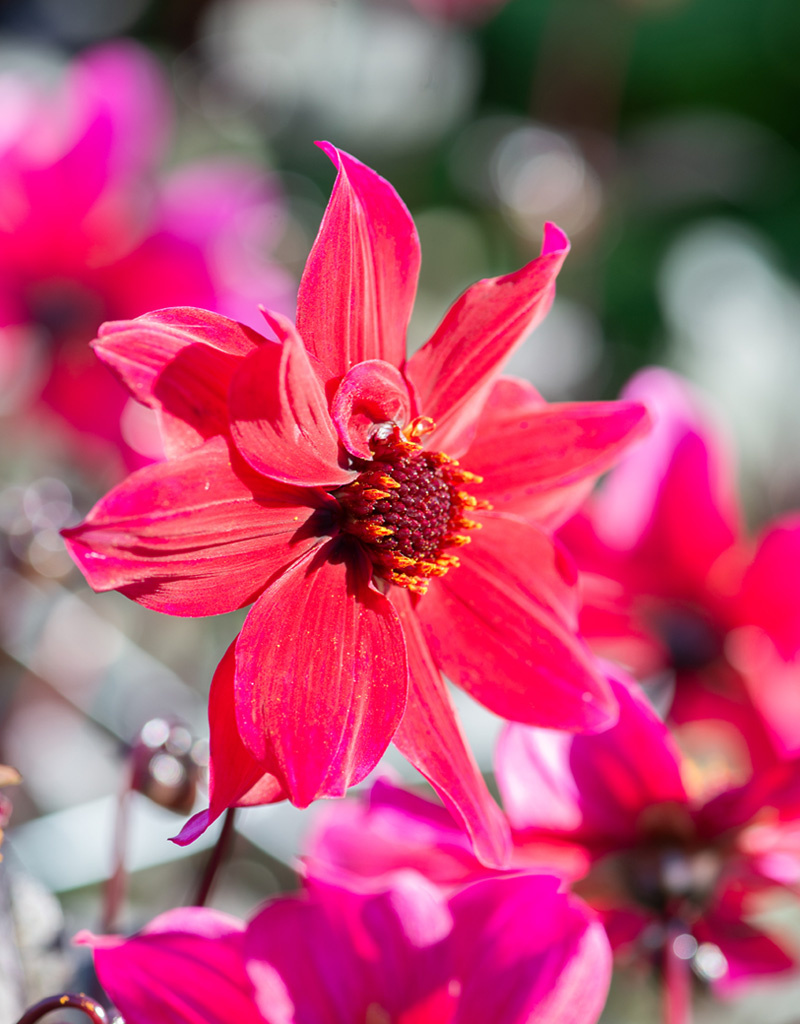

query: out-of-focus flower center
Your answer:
[337,417,488,594]
[652,607,723,672]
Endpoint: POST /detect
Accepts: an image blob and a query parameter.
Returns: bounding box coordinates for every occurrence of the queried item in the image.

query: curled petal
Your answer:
[234,540,408,806]
[331,359,414,459]
[63,437,329,616]
[94,308,265,457]
[296,142,421,375]
[230,309,353,487]
[418,514,616,731]
[407,223,569,456]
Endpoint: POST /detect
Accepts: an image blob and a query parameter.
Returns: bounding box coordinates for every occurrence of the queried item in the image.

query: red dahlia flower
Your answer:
[560,368,800,765]
[64,142,648,864]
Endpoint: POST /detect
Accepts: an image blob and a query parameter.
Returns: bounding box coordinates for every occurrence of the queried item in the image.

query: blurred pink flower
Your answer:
[0,41,293,469]
[560,367,800,765]
[0,763,20,851]
[496,670,800,995]
[64,142,649,865]
[78,868,612,1024]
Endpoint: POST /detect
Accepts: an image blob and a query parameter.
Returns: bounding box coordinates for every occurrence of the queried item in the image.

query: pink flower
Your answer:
[78,868,612,1024]
[495,670,800,994]
[560,367,800,765]
[0,41,293,468]
[0,763,20,851]
[64,142,648,864]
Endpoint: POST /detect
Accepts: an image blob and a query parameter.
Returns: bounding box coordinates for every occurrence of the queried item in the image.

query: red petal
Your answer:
[296,142,420,375]
[331,359,414,459]
[391,589,511,868]
[94,308,265,458]
[407,223,569,456]
[465,377,650,528]
[417,514,616,731]
[172,641,285,847]
[63,438,329,616]
[229,310,353,487]
[234,540,408,806]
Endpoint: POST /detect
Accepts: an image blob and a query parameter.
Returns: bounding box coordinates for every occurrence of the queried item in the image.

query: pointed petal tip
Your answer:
[542,221,570,256]
[170,809,212,847]
[314,139,340,164]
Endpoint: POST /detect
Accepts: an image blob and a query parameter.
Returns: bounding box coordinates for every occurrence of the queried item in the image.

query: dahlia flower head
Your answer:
[65,141,648,864]
[0,40,292,467]
[308,669,800,995]
[561,367,800,765]
[78,866,612,1024]
[497,670,800,994]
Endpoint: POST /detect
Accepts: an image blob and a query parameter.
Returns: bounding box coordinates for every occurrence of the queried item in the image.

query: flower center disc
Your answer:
[337,420,487,594]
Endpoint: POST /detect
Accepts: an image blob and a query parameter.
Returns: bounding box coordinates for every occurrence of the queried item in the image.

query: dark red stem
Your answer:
[14,993,107,1024]
[192,806,236,907]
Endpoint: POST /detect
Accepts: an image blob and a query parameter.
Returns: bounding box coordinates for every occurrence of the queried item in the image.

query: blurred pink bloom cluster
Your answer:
[0,41,293,470]
[79,868,610,1024]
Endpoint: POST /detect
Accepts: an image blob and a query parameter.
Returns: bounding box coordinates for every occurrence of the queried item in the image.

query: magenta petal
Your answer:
[418,513,616,730]
[172,642,285,846]
[94,308,265,458]
[331,359,414,459]
[307,778,496,886]
[496,671,687,846]
[590,368,741,590]
[245,872,454,1024]
[229,310,353,487]
[63,437,328,616]
[449,875,612,1024]
[72,41,171,175]
[391,589,511,868]
[296,142,421,375]
[696,903,795,995]
[465,377,650,528]
[740,514,800,660]
[407,223,569,456]
[234,540,408,806]
[79,908,263,1024]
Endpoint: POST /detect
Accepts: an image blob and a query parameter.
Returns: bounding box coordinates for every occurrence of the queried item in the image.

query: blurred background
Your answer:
[2,0,800,1020]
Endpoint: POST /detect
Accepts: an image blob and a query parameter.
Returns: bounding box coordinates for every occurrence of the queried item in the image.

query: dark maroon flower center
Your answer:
[336,419,487,593]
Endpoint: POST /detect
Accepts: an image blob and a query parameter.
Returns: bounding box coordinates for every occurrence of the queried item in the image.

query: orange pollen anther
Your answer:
[336,420,489,594]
